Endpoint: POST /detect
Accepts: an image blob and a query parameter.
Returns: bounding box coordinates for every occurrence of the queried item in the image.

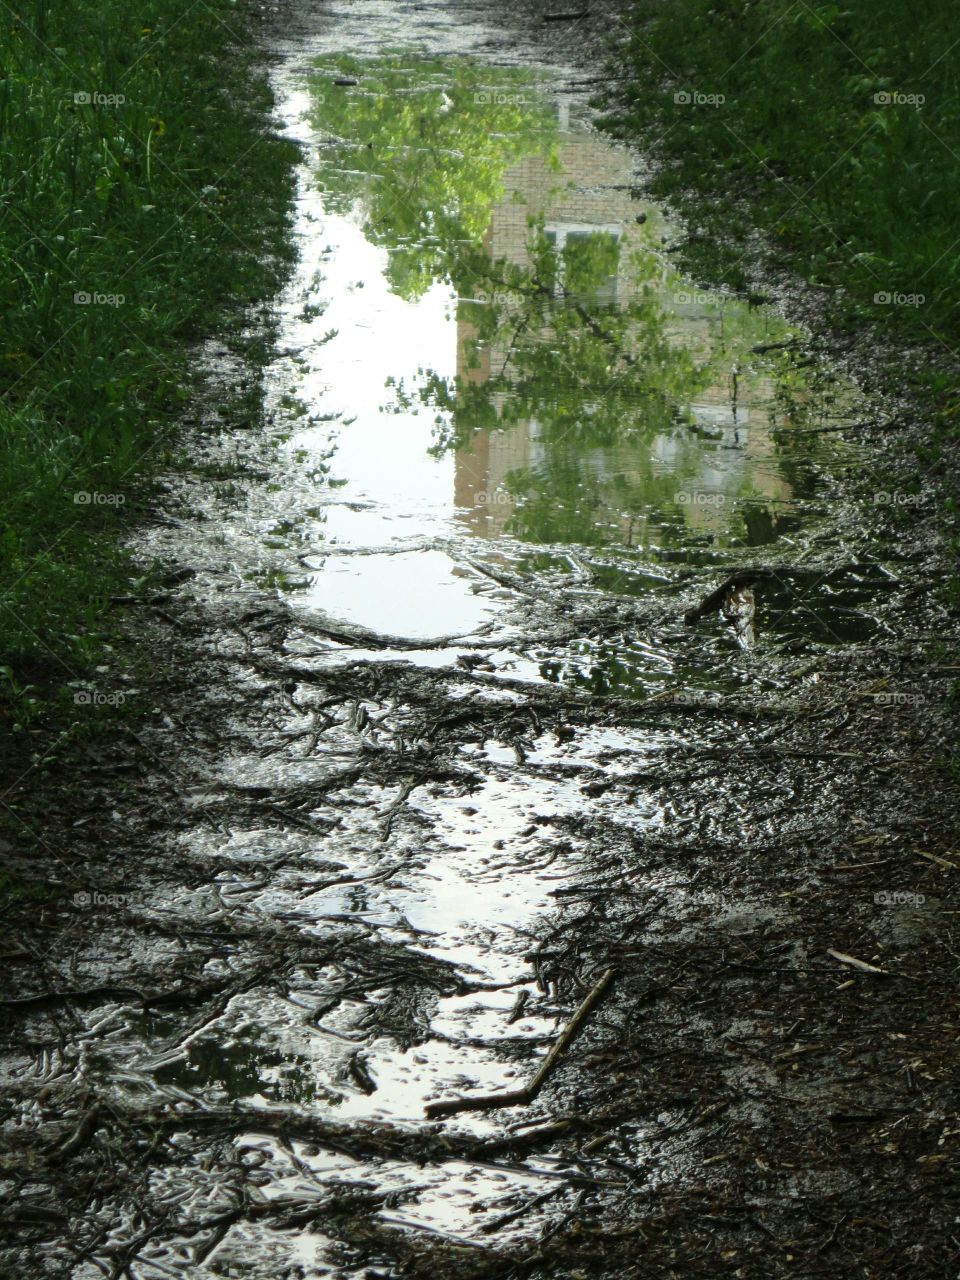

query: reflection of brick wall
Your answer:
[454,119,796,542]
[456,126,652,536]
[487,133,646,289]
[454,223,494,529]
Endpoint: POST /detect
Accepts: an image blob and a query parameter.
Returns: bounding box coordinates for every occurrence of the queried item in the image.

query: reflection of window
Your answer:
[543,224,621,306]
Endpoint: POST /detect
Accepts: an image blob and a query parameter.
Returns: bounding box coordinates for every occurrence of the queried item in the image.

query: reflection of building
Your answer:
[453,104,795,546]
[454,107,652,533]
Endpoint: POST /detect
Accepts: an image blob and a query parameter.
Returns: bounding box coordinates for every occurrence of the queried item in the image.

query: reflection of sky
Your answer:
[288,197,458,517]
[301,549,497,638]
[278,187,515,638]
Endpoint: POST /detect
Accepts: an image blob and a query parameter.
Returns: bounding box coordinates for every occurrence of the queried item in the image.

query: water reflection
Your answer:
[445,103,831,551]
[306,60,849,559]
[157,1033,326,1106]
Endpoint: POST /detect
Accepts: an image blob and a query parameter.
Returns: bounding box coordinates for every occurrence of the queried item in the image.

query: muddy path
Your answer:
[3,2,959,1277]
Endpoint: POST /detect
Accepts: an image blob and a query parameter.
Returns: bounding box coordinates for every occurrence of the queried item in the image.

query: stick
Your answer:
[684,569,773,626]
[750,340,799,354]
[479,1185,565,1234]
[424,968,616,1119]
[915,849,958,870]
[826,949,887,974]
[56,1105,103,1157]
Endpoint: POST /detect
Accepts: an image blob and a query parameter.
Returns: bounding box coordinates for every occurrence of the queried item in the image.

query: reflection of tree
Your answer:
[308,56,831,553]
[308,55,556,300]
[160,1036,320,1104]
[308,58,706,447]
[403,235,711,453]
[499,443,690,548]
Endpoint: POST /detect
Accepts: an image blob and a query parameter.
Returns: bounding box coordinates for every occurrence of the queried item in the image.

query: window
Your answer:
[543,224,621,306]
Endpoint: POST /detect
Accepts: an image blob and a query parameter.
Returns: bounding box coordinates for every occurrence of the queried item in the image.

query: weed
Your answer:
[0,0,297,690]
[600,2,960,345]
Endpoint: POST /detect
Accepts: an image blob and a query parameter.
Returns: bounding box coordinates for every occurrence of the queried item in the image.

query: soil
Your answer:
[1,3,958,1278]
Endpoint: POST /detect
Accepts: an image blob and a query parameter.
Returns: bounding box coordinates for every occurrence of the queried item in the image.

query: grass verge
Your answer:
[0,0,297,899]
[0,0,297,703]
[598,0,960,610]
[598,1,960,357]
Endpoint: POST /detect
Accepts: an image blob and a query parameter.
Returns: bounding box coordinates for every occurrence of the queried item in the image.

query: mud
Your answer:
[2,2,959,1277]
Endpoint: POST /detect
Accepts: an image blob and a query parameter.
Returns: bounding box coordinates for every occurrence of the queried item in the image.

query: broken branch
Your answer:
[424,967,616,1119]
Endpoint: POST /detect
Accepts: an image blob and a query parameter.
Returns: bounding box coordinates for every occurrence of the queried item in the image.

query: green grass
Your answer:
[0,0,297,694]
[598,2,960,640]
[599,1,960,353]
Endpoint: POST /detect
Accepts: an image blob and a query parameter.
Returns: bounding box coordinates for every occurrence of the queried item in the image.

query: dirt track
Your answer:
[2,2,959,1276]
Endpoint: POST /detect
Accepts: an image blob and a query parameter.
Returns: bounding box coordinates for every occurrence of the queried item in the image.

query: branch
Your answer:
[424,967,616,1119]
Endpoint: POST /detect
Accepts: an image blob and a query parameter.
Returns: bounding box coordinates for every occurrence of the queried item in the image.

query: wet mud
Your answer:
[2,2,959,1277]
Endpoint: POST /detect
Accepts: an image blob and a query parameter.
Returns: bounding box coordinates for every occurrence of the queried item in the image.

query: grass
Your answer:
[598,1,960,356]
[0,0,298,903]
[0,0,297,698]
[598,1,960,662]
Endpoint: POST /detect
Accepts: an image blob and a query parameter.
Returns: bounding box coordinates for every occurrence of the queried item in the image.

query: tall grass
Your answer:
[599,0,960,349]
[0,0,296,687]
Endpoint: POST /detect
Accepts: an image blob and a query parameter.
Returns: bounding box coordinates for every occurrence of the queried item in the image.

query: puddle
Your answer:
[231,43,899,684]
[293,52,868,579]
[7,4,933,1279]
[300,549,500,639]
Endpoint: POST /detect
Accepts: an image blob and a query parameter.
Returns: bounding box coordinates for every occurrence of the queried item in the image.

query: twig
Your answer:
[379,778,416,843]
[424,968,615,1119]
[506,988,530,1025]
[826,949,888,975]
[915,849,958,871]
[479,1185,565,1234]
[56,1105,103,1157]
[750,340,799,354]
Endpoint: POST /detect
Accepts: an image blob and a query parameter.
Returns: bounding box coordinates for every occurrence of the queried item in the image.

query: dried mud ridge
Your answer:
[2,526,959,1277]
